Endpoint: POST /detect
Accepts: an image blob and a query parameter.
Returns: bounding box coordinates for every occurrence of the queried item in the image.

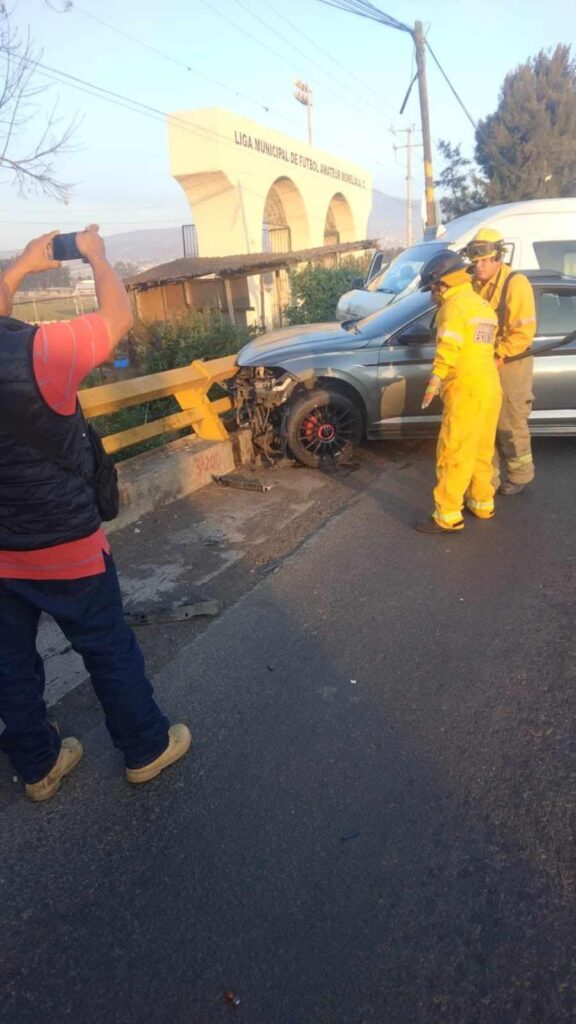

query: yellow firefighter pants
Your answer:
[433,374,502,528]
[493,357,535,487]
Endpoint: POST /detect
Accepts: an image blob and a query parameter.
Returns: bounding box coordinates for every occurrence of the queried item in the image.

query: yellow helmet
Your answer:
[465,227,505,262]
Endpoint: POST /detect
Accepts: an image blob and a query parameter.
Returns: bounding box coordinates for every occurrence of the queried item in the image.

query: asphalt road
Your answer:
[1,437,576,1024]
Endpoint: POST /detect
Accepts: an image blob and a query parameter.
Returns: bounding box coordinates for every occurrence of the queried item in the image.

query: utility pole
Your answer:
[318,3,439,228]
[392,126,422,246]
[294,80,313,145]
[413,21,436,229]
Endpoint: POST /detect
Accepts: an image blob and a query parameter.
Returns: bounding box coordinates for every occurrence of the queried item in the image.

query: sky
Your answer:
[0,0,574,251]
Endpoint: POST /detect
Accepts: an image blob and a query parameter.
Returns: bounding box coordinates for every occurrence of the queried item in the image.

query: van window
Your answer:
[533,241,576,276]
[535,289,576,336]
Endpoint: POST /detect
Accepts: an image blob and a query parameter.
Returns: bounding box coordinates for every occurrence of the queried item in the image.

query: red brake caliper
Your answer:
[303,414,320,440]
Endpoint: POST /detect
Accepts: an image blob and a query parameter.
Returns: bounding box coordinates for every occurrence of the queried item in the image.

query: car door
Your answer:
[373,309,438,438]
[531,284,576,429]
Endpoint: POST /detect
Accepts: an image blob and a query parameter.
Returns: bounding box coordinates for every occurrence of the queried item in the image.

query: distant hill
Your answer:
[102,227,184,267]
[368,188,422,246]
[101,189,420,265]
[0,190,422,268]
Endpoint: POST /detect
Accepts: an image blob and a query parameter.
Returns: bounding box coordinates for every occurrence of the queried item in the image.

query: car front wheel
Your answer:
[283,388,363,468]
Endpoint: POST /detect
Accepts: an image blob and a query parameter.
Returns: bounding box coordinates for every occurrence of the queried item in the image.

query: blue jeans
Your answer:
[0,553,169,783]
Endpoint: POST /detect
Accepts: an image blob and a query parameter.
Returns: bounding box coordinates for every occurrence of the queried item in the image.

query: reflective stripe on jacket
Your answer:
[475,264,536,359]
[432,282,499,382]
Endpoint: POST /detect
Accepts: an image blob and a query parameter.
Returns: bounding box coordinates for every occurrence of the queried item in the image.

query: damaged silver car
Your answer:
[231,271,576,468]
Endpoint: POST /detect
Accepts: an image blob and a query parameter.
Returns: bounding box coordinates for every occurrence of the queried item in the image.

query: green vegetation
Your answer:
[476,45,576,204]
[284,254,382,325]
[434,141,486,221]
[436,44,576,217]
[86,310,253,461]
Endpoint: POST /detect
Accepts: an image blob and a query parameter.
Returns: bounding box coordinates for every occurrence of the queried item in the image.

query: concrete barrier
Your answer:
[107,429,254,533]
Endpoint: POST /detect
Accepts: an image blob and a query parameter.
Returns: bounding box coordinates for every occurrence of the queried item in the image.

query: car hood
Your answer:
[237,322,367,367]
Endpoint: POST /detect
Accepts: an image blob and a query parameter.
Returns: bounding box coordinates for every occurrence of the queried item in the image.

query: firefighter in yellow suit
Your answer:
[415,251,502,534]
[466,228,537,495]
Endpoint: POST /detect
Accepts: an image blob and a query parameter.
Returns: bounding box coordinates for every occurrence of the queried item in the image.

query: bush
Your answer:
[284,256,373,325]
[86,310,253,461]
[130,309,252,374]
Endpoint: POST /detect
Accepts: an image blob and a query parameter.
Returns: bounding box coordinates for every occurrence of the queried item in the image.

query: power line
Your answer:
[317,0,411,33]
[43,1,306,133]
[1,56,373,232]
[425,39,476,129]
[232,0,402,129]
[263,0,403,126]
[202,0,399,134]
[33,56,388,177]
[42,0,394,167]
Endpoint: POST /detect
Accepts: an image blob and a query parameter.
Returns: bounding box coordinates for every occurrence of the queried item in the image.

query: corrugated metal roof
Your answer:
[126,239,374,291]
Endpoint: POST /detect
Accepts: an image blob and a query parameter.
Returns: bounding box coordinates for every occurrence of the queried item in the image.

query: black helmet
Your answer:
[420,250,468,291]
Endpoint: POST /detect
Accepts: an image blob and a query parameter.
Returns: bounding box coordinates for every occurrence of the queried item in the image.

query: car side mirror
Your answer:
[350,275,364,289]
[396,327,433,346]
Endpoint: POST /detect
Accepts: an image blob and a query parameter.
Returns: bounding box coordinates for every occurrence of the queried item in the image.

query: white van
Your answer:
[337,198,576,321]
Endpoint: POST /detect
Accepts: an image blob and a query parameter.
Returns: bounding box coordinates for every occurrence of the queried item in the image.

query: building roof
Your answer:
[126,239,375,291]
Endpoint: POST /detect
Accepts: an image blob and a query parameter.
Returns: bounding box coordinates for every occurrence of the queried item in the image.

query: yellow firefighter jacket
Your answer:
[431,281,499,382]
[474,264,536,359]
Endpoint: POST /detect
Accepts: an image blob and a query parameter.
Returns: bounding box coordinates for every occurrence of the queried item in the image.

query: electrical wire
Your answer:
[202,0,400,134]
[1,55,385,232]
[41,0,395,167]
[317,0,411,34]
[424,40,476,129]
[314,1,529,192]
[32,57,388,181]
[262,0,403,126]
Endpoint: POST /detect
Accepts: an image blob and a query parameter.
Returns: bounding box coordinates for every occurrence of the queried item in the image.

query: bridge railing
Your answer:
[79,354,238,455]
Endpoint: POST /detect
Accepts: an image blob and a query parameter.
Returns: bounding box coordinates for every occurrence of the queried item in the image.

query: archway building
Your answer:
[168,108,372,258]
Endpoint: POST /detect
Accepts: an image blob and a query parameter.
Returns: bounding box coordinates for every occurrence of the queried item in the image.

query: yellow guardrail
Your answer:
[79,354,238,454]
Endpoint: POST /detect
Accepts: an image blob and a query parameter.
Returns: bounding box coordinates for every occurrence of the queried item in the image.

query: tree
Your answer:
[475,45,576,203]
[0,259,71,290]
[113,260,140,280]
[0,6,78,199]
[434,140,486,221]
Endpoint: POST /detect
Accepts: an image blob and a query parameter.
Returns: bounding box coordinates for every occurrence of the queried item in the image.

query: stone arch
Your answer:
[324,192,356,244]
[262,176,310,252]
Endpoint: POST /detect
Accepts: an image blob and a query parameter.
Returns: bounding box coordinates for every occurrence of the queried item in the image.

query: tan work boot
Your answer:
[25,737,83,803]
[499,481,526,495]
[125,724,192,784]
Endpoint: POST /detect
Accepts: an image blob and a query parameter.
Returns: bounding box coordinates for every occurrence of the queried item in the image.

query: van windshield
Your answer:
[367,242,448,295]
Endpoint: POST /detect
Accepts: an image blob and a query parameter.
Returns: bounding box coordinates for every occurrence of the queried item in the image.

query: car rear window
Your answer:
[536,289,576,336]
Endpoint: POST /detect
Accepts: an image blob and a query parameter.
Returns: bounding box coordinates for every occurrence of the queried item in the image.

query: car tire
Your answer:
[283,388,363,469]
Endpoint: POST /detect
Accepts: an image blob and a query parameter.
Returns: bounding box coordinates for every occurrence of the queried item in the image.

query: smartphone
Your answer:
[52,232,84,261]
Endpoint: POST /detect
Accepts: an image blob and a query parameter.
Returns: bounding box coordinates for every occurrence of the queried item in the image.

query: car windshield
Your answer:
[366,242,448,295]
[342,290,436,337]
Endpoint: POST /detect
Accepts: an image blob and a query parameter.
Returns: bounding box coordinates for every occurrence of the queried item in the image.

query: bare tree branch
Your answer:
[0,5,79,200]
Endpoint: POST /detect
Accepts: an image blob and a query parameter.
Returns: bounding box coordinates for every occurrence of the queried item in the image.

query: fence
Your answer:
[79,354,239,454]
[13,291,97,322]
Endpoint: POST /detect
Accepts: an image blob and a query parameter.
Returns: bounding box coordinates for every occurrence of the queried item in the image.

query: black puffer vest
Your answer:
[0,317,101,550]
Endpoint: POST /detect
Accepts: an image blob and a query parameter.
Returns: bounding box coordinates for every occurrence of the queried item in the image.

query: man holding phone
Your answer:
[0,226,191,801]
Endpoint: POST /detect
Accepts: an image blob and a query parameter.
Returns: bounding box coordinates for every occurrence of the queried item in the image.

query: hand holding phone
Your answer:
[75,225,106,265]
[51,232,84,261]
